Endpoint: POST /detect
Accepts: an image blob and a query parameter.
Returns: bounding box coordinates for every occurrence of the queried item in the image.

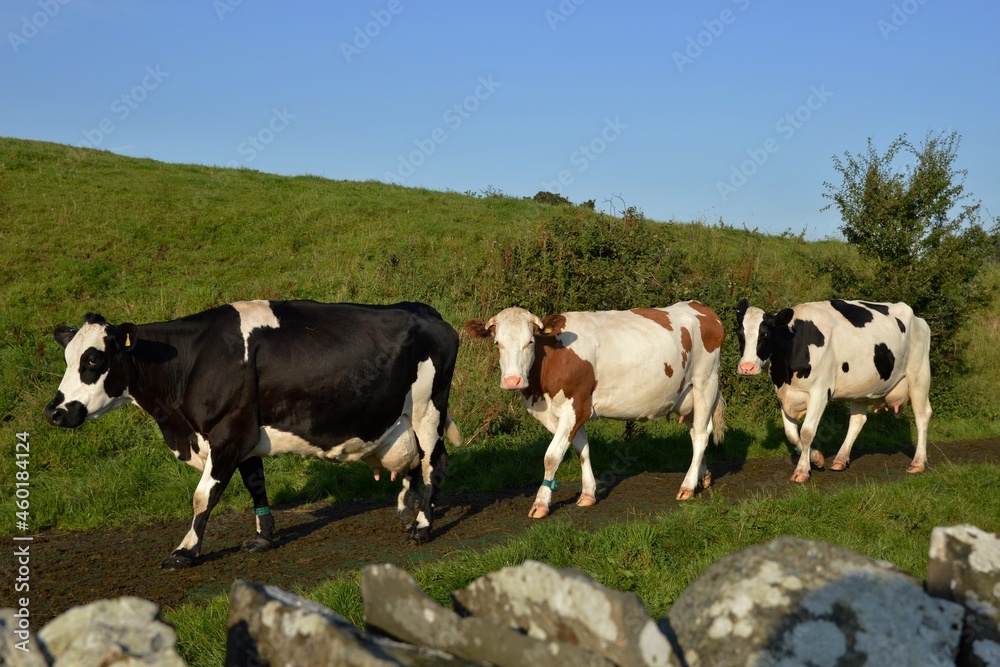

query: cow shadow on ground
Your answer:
[725,401,921,473]
[236,405,922,551]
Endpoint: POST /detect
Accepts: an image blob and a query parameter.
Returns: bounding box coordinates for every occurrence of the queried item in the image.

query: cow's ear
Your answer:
[54,326,78,349]
[116,323,138,352]
[775,308,795,328]
[538,314,563,336]
[463,319,493,339]
[735,299,749,325]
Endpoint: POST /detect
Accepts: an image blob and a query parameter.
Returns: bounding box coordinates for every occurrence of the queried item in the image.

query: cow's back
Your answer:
[554,303,719,420]
[791,300,926,400]
[249,301,457,446]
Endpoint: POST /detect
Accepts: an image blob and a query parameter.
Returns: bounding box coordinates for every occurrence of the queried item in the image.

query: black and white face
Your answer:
[45,314,136,428]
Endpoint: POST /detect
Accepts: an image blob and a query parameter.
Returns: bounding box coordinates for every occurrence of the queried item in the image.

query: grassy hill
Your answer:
[1,137,997,533]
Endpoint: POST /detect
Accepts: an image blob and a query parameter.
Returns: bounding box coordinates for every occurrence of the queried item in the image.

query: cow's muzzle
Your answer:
[501,375,526,390]
[737,362,761,376]
[45,398,87,428]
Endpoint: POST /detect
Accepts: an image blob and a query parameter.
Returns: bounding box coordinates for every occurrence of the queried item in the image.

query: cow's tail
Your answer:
[445,412,463,447]
[711,394,726,446]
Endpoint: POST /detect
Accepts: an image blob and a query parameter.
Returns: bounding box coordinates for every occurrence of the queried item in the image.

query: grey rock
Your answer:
[37,597,185,667]
[663,536,965,667]
[967,638,1000,667]
[927,525,1000,666]
[0,608,48,667]
[362,562,614,667]
[225,578,476,667]
[451,559,677,667]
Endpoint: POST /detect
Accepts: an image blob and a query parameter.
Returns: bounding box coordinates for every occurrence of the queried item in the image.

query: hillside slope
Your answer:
[1,137,996,533]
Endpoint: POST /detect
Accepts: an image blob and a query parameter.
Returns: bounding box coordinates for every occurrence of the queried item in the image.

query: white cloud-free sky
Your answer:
[4,0,997,238]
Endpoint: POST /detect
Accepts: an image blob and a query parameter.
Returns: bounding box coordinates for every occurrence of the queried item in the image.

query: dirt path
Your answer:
[10,438,998,625]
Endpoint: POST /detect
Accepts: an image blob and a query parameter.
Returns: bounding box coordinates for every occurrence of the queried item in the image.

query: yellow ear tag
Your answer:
[542,327,552,335]
[125,333,131,347]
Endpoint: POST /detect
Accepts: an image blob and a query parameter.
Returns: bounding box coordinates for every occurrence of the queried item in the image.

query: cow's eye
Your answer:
[85,356,100,367]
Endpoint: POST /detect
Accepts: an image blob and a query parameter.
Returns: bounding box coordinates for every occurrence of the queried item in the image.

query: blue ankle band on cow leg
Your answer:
[255,506,271,516]
[541,479,558,491]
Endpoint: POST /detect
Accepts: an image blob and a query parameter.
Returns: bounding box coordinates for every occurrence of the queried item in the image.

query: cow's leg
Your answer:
[908,382,932,474]
[407,438,448,545]
[781,407,825,469]
[830,401,867,471]
[162,449,240,570]
[572,427,597,507]
[780,409,802,450]
[530,408,578,519]
[397,468,420,530]
[238,456,274,552]
[162,420,252,570]
[678,387,714,500]
[790,393,830,483]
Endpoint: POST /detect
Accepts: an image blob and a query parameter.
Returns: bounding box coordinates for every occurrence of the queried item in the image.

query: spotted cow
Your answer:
[465,302,726,516]
[45,300,460,568]
[735,298,932,482]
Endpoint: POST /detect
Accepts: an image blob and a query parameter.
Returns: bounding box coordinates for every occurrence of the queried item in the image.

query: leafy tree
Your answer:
[821,132,999,363]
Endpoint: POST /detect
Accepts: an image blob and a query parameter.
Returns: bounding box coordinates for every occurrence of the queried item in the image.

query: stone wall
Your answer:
[4,524,999,666]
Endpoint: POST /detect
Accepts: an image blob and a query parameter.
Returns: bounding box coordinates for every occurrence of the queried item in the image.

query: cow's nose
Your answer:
[45,403,67,426]
[737,362,759,376]
[501,375,525,390]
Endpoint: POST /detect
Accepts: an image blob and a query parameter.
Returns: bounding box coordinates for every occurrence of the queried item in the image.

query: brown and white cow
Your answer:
[735,299,932,483]
[465,302,726,517]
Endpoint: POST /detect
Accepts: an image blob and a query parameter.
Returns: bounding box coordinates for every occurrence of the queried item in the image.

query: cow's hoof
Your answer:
[830,459,848,472]
[791,471,810,484]
[701,472,713,489]
[407,525,430,545]
[528,504,549,519]
[906,464,925,474]
[810,450,825,469]
[676,488,694,501]
[160,551,195,570]
[576,494,597,507]
[241,536,273,553]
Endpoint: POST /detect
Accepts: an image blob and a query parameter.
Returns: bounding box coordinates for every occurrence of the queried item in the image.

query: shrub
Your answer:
[532,190,573,206]
[821,131,1000,374]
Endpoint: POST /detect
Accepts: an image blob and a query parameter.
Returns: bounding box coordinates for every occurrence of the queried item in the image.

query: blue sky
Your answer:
[4,0,998,239]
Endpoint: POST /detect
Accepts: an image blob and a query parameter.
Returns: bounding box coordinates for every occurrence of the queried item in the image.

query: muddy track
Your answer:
[9,439,999,625]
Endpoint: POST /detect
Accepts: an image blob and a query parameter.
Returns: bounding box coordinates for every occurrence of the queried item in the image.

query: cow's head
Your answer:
[45,313,138,428]
[735,299,794,376]
[464,307,545,390]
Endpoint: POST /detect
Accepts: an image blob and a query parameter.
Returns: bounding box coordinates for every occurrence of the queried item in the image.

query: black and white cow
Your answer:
[735,298,932,483]
[45,300,460,569]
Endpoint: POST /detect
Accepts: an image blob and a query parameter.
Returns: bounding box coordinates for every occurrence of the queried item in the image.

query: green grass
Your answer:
[165,461,1000,667]
[1,136,997,536]
[3,136,997,666]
